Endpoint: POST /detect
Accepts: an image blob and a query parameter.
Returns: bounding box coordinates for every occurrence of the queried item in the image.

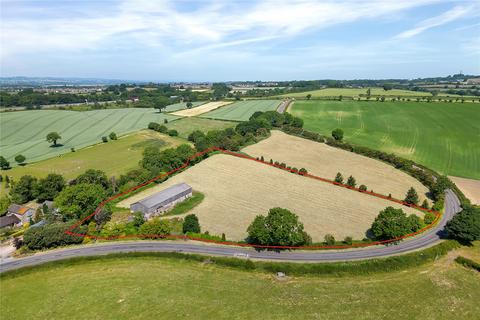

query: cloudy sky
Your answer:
[1,0,479,81]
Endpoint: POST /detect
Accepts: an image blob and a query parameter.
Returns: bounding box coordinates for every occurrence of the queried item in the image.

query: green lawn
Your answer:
[0,108,179,165]
[291,100,480,179]
[0,130,187,193]
[200,100,281,121]
[279,87,432,98]
[1,244,479,319]
[165,117,235,138]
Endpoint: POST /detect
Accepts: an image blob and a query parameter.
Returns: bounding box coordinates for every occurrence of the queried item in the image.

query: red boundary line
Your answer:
[65,147,442,249]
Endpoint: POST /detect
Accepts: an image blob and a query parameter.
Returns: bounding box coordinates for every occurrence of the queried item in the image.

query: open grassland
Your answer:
[449,176,480,205]
[118,154,421,242]
[291,100,480,179]
[243,131,430,203]
[1,244,479,320]
[170,101,232,117]
[200,100,281,121]
[165,117,235,139]
[0,131,187,196]
[0,109,178,164]
[279,87,432,98]
[163,101,205,112]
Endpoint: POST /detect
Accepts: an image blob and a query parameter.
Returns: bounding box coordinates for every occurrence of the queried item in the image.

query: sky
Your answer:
[0,0,479,81]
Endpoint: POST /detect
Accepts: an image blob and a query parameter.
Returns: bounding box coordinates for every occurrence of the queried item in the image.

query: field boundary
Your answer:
[66,147,442,249]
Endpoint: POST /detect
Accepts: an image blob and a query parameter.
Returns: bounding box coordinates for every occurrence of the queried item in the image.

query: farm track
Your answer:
[0,190,461,272]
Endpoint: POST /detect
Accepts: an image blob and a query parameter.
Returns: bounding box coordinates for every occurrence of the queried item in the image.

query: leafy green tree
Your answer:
[109,132,117,140]
[247,207,311,246]
[359,184,368,191]
[404,187,419,205]
[188,130,205,143]
[0,156,10,170]
[10,175,38,204]
[366,88,371,97]
[324,234,336,245]
[421,199,429,209]
[334,172,344,184]
[132,212,145,228]
[23,222,86,250]
[0,196,11,216]
[186,102,193,109]
[168,129,178,137]
[445,206,480,243]
[183,214,201,233]
[154,96,170,113]
[55,183,107,220]
[346,175,356,187]
[76,169,110,190]
[14,154,26,166]
[331,128,344,141]
[94,206,112,230]
[371,206,422,240]
[306,94,312,100]
[36,173,66,202]
[139,218,171,237]
[46,132,61,146]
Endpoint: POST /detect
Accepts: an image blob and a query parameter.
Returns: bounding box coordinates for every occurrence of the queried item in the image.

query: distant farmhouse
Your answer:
[130,183,193,219]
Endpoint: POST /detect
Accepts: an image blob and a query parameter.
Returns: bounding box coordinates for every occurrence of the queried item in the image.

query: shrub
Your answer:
[424,212,436,225]
[455,256,480,271]
[343,236,353,245]
[346,175,356,188]
[404,187,419,205]
[445,206,480,243]
[299,168,307,175]
[101,136,108,143]
[371,207,422,240]
[331,128,344,141]
[421,199,429,209]
[23,222,86,250]
[324,234,336,245]
[168,129,179,137]
[359,184,367,191]
[14,154,26,165]
[183,214,201,233]
[334,172,343,184]
[139,218,171,238]
[109,132,117,140]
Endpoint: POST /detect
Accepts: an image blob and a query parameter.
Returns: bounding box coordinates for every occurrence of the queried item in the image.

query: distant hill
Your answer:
[0,76,142,87]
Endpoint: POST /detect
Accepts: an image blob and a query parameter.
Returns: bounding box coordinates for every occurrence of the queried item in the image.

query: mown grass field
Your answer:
[171,101,232,117]
[0,131,187,196]
[291,100,480,179]
[279,87,432,98]
[0,109,178,165]
[165,117,235,138]
[118,154,422,242]
[200,100,281,121]
[1,243,479,320]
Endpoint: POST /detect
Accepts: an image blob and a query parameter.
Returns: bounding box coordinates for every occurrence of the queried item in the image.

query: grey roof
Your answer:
[0,215,21,228]
[133,183,192,209]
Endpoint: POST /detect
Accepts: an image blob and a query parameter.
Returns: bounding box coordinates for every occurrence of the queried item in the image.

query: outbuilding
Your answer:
[130,183,192,219]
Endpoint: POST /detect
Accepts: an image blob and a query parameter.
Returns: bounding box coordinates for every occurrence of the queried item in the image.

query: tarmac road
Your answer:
[0,190,461,273]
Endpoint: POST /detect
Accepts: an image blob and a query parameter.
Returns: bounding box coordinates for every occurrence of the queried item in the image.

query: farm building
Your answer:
[6,204,35,226]
[130,183,192,219]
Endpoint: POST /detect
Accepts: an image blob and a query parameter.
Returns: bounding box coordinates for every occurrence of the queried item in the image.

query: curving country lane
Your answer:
[0,190,461,273]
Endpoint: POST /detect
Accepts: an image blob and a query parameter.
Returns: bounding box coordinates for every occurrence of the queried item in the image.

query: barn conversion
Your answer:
[130,183,192,219]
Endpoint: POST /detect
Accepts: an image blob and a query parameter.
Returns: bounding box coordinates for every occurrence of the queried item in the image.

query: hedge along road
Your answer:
[0,147,462,271]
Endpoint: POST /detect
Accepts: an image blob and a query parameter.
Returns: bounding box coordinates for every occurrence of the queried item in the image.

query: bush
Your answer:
[334,172,343,184]
[138,218,171,238]
[168,129,179,137]
[359,184,367,191]
[445,206,480,243]
[324,234,335,245]
[455,256,480,271]
[423,212,436,225]
[343,236,353,245]
[109,132,117,140]
[102,136,108,143]
[183,214,201,233]
[23,222,86,250]
[332,128,344,141]
[371,207,422,241]
[404,187,419,205]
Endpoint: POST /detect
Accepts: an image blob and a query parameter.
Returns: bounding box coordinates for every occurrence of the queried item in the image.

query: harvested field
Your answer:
[165,117,234,139]
[118,154,422,242]
[449,176,480,205]
[163,101,205,112]
[171,101,232,117]
[243,131,430,203]
[200,100,281,121]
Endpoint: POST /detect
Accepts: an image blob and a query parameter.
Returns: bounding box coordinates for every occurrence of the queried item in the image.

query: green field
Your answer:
[291,100,480,179]
[0,130,187,196]
[0,109,179,164]
[280,87,432,98]
[200,100,280,121]
[1,244,479,319]
[165,117,235,138]
[164,101,205,112]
